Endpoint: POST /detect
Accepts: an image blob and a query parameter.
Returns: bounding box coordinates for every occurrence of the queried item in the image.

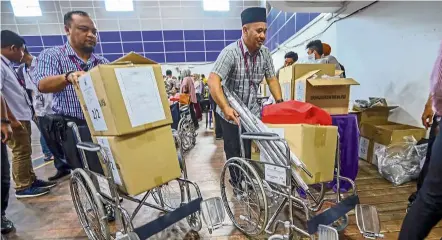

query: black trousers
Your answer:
[38,116,71,172]
[214,111,223,138]
[408,115,440,203]
[189,103,199,128]
[399,119,442,239]
[219,117,251,185]
[1,140,10,216]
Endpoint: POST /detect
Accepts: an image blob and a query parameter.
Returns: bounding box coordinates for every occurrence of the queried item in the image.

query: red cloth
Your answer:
[194,103,202,120]
[262,100,332,125]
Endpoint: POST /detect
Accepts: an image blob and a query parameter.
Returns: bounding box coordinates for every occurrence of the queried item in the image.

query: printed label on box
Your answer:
[295,81,306,101]
[359,136,369,160]
[78,73,108,131]
[265,164,287,186]
[94,173,112,198]
[114,67,166,127]
[373,142,386,166]
[96,137,122,186]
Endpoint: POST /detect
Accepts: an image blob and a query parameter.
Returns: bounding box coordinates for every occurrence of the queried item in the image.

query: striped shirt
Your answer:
[430,41,442,115]
[32,42,109,119]
[211,38,276,121]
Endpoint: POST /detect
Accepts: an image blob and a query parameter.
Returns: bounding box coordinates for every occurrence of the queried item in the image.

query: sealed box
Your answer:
[93,126,181,195]
[294,70,359,114]
[359,122,426,165]
[263,124,338,185]
[75,52,172,136]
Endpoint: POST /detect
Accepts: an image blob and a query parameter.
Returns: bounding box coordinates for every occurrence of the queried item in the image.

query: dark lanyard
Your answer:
[62,46,98,71]
[1,57,26,88]
[238,40,258,89]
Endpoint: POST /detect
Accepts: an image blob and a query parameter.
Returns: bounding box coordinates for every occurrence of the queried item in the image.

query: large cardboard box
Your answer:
[279,64,336,100]
[92,126,181,196]
[75,52,172,136]
[264,124,338,185]
[359,122,426,166]
[351,106,398,128]
[294,70,359,114]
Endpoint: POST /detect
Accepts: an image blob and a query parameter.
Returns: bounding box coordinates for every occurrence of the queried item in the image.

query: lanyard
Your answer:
[62,46,98,71]
[1,57,26,88]
[238,40,258,89]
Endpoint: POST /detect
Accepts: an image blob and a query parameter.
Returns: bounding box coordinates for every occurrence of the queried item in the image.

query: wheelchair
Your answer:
[177,105,197,153]
[68,122,203,240]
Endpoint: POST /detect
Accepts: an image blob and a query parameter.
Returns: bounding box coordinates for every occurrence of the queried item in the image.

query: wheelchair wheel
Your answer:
[220,157,268,237]
[186,211,202,232]
[70,169,110,240]
[152,179,185,211]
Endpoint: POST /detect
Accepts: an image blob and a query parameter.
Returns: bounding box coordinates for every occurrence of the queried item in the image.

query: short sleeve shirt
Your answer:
[211,38,276,121]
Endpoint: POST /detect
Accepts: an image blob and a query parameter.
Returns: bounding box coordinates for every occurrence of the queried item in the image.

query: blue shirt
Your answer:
[32,42,109,119]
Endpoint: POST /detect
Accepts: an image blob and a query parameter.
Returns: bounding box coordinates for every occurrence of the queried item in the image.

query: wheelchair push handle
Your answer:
[76,142,101,152]
[240,132,281,141]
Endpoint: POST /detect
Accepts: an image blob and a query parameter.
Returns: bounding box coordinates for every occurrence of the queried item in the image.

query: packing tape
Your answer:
[314,127,326,147]
[154,176,163,186]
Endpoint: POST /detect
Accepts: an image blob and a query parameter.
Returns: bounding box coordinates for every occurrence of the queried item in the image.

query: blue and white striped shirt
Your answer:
[32,42,109,119]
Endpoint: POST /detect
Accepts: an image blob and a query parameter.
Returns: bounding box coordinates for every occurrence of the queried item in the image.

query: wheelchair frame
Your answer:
[217,122,358,239]
[68,122,203,240]
[177,105,197,153]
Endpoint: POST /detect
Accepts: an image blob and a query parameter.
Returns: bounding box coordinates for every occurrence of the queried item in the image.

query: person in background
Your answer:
[399,41,442,239]
[17,48,55,162]
[1,95,14,233]
[33,11,109,181]
[165,70,176,96]
[208,7,283,188]
[194,73,203,102]
[172,76,180,91]
[202,74,208,85]
[1,30,56,198]
[180,69,199,128]
[407,94,440,211]
[306,40,326,62]
[322,43,342,72]
[276,51,298,79]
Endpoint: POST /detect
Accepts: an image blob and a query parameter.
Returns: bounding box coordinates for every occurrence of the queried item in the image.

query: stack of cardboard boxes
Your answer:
[74,53,182,196]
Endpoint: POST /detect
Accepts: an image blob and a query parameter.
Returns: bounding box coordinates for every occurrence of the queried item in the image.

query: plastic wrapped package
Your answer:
[375,136,428,186]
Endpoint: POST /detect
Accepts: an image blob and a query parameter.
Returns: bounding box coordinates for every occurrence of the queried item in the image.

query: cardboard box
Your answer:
[264,124,338,185]
[93,125,181,195]
[75,52,172,136]
[351,106,398,128]
[294,70,359,114]
[359,122,426,165]
[279,64,336,100]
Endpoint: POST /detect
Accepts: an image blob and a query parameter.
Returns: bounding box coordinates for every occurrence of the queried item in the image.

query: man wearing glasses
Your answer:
[33,10,109,181]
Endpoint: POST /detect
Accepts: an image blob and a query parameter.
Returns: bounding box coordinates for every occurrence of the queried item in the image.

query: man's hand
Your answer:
[222,106,240,125]
[10,120,23,130]
[422,104,434,129]
[1,123,12,143]
[67,71,86,85]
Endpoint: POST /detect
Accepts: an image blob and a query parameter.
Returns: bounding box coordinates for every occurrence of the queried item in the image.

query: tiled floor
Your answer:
[3,125,442,239]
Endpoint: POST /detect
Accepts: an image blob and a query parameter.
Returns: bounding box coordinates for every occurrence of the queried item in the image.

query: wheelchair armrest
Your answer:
[76,142,101,152]
[241,132,281,141]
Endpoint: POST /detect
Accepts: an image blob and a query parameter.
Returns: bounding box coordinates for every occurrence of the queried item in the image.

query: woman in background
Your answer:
[180,69,199,128]
[193,74,203,121]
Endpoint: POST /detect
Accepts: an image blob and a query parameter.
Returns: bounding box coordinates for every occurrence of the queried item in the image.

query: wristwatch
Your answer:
[1,118,11,124]
[276,99,284,103]
[65,71,75,84]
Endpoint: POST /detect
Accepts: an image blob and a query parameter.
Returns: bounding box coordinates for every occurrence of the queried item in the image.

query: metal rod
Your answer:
[120,194,170,213]
[130,191,151,221]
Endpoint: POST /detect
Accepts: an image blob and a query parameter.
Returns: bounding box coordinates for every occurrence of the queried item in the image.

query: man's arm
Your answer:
[422,94,433,129]
[208,48,239,124]
[266,77,283,101]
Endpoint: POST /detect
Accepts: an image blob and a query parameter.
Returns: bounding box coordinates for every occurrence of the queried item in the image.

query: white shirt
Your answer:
[23,58,53,117]
[0,55,32,121]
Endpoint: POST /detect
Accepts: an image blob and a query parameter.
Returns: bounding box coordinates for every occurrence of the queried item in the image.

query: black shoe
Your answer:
[215,136,223,140]
[15,186,50,199]
[48,170,71,181]
[43,155,54,162]
[1,216,14,234]
[32,179,57,189]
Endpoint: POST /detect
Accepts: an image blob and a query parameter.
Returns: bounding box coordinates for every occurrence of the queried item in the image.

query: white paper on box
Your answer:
[282,82,291,101]
[265,164,287,186]
[358,136,369,160]
[95,137,122,186]
[114,67,166,127]
[260,128,285,162]
[373,142,386,166]
[295,81,305,101]
[78,73,108,131]
[94,173,112,198]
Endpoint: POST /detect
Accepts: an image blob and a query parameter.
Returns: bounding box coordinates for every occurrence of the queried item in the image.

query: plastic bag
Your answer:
[375,136,428,186]
[262,100,332,125]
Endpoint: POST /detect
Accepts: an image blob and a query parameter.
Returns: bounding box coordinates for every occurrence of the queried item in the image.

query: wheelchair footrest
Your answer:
[133,197,202,239]
[307,195,360,234]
